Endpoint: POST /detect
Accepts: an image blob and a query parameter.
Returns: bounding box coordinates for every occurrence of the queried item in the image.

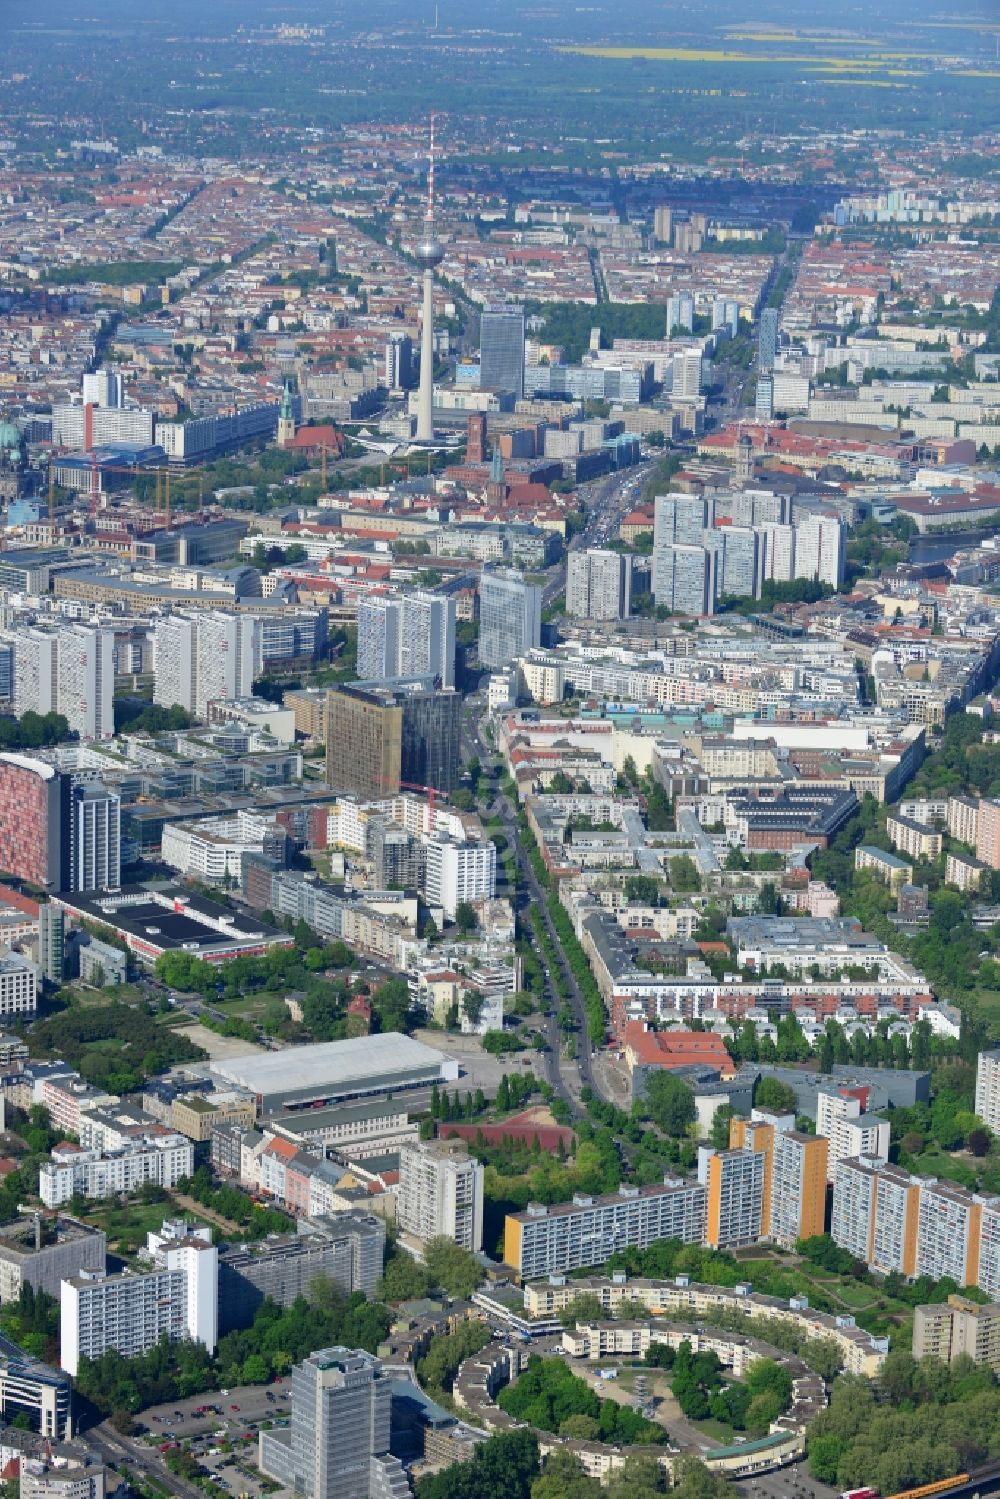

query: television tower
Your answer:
[414,115,443,443]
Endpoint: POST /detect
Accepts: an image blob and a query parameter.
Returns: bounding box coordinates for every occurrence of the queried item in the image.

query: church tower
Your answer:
[276,380,296,448]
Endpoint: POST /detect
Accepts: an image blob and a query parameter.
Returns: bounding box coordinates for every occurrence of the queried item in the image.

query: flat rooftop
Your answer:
[208,1032,455,1099]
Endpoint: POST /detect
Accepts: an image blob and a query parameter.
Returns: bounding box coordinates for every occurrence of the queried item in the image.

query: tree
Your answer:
[455,901,478,936]
[643,1071,696,1136]
[378,1253,432,1303]
[423,1237,484,1299]
[560,1293,606,1327]
[531,1450,602,1499]
[754,1076,798,1114]
[709,1104,737,1150]
[669,854,701,892]
[415,1430,540,1499]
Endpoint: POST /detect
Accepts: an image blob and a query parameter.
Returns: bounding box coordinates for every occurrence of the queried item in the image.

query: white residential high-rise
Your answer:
[56,624,115,741]
[423,833,496,919]
[705,526,760,601]
[479,567,541,669]
[81,369,124,409]
[356,595,401,681]
[152,612,262,719]
[397,1138,484,1252]
[794,513,844,587]
[652,494,711,602]
[976,1050,1000,1135]
[11,628,57,717]
[655,543,716,616]
[816,1089,890,1180]
[666,293,694,334]
[60,1220,217,1376]
[566,549,632,620]
[755,523,796,583]
[152,615,197,713]
[356,591,455,687]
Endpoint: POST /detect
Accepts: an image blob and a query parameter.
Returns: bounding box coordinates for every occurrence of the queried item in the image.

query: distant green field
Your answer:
[47,260,182,286]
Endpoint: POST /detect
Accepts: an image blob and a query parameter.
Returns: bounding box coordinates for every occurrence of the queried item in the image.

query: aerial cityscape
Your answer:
[0,2,998,1498]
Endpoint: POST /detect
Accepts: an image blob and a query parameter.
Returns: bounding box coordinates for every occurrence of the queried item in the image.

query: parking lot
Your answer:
[138,1380,291,1495]
[412,1028,546,1094]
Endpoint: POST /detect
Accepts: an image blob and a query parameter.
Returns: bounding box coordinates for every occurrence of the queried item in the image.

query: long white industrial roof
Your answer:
[208,1031,450,1094]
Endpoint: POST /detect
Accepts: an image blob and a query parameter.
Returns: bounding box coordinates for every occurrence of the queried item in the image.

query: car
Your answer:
[230,1404,240,1411]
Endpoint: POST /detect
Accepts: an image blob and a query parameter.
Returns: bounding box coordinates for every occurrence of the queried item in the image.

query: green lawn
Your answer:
[85,1195,215,1255]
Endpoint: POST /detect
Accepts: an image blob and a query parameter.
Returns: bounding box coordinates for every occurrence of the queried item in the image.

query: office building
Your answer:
[976,1049,1000,1136]
[69,782,120,893]
[759,308,779,373]
[503,1178,706,1280]
[39,1133,194,1208]
[217,1214,385,1332]
[672,349,703,399]
[913,1295,1000,1374]
[755,376,774,420]
[326,679,461,797]
[16,1441,110,1499]
[479,306,525,399]
[60,1220,217,1376]
[0,756,66,889]
[383,334,412,392]
[357,591,455,688]
[423,835,496,921]
[666,293,694,335]
[258,1346,408,1499]
[816,1090,890,1179]
[566,549,632,621]
[478,567,541,669]
[38,905,64,984]
[397,1139,484,1252]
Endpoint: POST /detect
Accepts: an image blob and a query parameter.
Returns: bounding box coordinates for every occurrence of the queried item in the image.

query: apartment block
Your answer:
[397,1139,483,1252]
[854,844,912,890]
[701,1147,765,1249]
[913,1295,1000,1373]
[975,1049,1000,1136]
[39,1134,194,1208]
[769,1130,828,1247]
[946,852,988,892]
[977,799,1000,870]
[947,794,981,846]
[830,1156,880,1265]
[217,1214,385,1332]
[816,1091,890,1179]
[60,1220,217,1376]
[566,549,632,621]
[917,1179,984,1287]
[886,814,942,863]
[503,1178,706,1280]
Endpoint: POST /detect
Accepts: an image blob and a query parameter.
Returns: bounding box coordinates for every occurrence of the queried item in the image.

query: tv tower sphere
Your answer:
[415,233,444,269]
